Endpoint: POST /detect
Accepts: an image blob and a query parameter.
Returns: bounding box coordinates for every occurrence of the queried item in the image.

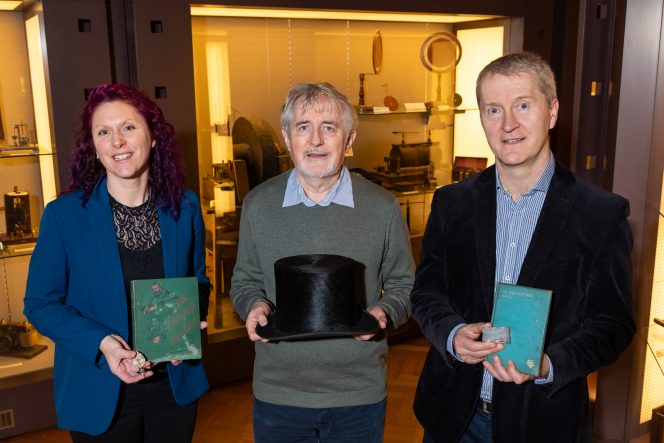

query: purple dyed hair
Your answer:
[65,83,185,218]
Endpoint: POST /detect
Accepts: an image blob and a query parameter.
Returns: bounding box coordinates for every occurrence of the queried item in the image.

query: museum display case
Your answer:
[637,202,664,442]
[645,321,664,442]
[188,10,526,383]
[190,11,520,360]
[186,3,664,440]
[0,5,60,438]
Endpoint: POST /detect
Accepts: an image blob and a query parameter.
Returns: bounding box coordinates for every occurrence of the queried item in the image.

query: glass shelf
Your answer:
[356,106,474,116]
[0,146,54,159]
[0,242,36,259]
[0,336,54,390]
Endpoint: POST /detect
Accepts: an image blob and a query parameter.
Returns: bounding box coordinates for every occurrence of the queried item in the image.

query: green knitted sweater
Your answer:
[230,171,414,408]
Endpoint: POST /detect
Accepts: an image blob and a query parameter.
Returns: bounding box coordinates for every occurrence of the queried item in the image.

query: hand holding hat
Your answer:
[255,254,380,341]
[355,305,387,341]
[247,300,273,342]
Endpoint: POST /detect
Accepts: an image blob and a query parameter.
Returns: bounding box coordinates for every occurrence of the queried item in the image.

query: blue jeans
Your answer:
[253,397,386,443]
[422,407,492,443]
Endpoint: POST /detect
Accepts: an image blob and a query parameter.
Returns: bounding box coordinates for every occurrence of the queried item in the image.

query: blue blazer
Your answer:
[24,177,210,435]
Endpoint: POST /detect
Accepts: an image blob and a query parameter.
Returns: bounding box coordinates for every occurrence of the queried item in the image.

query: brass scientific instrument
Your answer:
[373,131,436,192]
[358,30,383,109]
[12,122,30,147]
[4,185,31,238]
[420,31,462,104]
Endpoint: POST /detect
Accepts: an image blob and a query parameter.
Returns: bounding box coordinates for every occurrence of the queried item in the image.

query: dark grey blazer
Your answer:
[411,161,635,443]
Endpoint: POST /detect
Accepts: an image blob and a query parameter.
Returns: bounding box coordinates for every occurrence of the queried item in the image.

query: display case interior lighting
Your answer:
[205,41,235,214]
[190,6,498,24]
[25,15,57,204]
[452,26,502,166]
[639,170,664,423]
[213,186,234,216]
[205,41,233,163]
[0,1,21,11]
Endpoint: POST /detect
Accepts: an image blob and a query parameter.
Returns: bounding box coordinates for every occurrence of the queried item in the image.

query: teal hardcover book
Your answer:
[486,283,553,376]
[131,277,202,363]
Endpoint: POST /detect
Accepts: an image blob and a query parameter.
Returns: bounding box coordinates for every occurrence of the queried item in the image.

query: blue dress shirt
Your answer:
[282,166,354,208]
[448,153,556,401]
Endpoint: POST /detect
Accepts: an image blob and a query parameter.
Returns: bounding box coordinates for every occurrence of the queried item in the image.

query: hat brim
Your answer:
[255,311,380,341]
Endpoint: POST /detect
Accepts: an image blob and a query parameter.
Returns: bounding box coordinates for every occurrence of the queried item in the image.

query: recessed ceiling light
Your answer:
[190,6,498,24]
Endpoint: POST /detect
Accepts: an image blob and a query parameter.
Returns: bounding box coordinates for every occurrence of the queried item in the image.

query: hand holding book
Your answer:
[483,283,553,379]
[131,277,203,364]
[483,350,551,383]
[453,322,505,365]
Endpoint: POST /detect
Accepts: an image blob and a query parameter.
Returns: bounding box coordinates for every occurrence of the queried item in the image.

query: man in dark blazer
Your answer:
[411,52,635,443]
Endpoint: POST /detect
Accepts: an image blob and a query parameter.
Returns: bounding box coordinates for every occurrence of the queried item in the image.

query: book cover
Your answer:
[486,283,553,376]
[131,277,202,363]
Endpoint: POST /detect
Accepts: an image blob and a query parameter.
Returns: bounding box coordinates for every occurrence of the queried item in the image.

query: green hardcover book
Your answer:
[486,283,553,376]
[131,277,202,363]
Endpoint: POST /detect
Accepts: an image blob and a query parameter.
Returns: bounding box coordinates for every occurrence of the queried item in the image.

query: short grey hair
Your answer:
[476,52,557,107]
[280,82,358,142]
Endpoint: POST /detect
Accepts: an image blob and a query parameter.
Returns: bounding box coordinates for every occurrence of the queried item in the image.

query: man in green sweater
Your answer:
[230,82,414,442]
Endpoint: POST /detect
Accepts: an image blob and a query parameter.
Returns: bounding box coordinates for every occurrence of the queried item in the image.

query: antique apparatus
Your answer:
[11,122,30,147]
[373,131,436,192]
[0,122,38,155]
[452,156,488,182]
[420,31,462,105]
[231,116,291,189]
[357,30,383,110]
[202,116,290,214]
[0,232,44,357]
[0,319,41,355]
[202,116,291,333]
[385,131,431,173]
[202,159,244,332]
[203,161,238,217]
[4,186,31,238]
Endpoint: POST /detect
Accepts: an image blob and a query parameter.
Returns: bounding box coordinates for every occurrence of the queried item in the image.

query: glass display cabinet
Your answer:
[0,5,60,438]
[634,321,664,443]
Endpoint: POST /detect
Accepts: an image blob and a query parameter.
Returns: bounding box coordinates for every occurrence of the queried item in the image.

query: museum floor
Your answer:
[2,335,652,443]
[3,337,429,443]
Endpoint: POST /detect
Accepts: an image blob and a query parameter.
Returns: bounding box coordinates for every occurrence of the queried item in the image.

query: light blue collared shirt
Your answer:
[447,153,556,401]
[282,167,354,208]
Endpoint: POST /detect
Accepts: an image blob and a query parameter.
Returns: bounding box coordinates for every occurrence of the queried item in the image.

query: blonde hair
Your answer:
[476,52,557,106]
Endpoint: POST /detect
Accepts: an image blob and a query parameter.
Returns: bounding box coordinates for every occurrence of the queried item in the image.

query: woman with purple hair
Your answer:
[24,83,210,442]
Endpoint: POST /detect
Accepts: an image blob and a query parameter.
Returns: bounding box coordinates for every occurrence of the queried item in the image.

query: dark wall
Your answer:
[548,0,581,168]
[130,0,200,192]
[39,0,200,194]
[39,0,114,191]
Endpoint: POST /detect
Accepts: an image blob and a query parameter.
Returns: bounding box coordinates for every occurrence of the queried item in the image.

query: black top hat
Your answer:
[256,254,380,340]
